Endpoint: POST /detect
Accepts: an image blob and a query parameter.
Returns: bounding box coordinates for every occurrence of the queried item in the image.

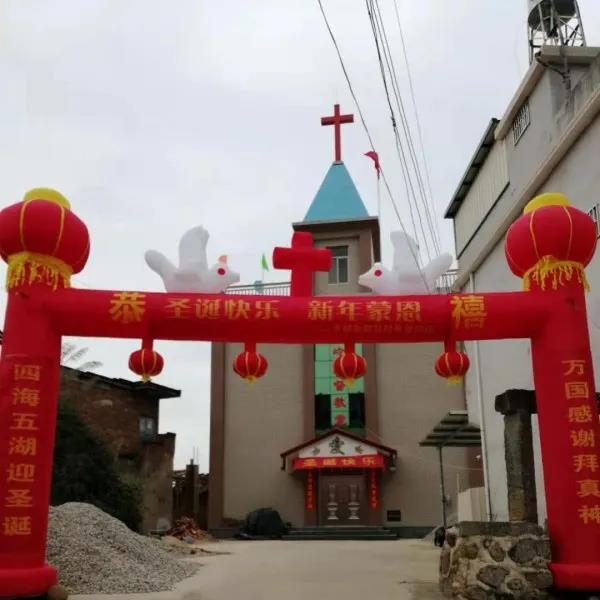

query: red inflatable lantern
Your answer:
[0,188,90,289]
[233,342,268,383]
[505,193,597,291]
[435,348,470,384]
[128,348,164,382]
[333,342,367,386]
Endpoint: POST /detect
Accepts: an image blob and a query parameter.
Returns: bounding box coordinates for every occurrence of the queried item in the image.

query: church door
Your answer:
[318,473,366,525]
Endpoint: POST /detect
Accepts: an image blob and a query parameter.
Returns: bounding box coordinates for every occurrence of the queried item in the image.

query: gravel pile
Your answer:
[47,502,199,594]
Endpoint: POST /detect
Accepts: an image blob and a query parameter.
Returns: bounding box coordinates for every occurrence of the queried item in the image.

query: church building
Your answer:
[208,105,480,537]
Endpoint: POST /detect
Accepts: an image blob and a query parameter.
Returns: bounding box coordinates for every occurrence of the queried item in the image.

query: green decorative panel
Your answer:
[314,344,364,429]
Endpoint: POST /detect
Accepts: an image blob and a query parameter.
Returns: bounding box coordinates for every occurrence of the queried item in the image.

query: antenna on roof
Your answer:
[527,0,586,64]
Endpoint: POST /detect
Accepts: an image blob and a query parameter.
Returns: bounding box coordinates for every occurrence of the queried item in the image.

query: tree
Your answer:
[61,342,102,372]
[51,403,142,530]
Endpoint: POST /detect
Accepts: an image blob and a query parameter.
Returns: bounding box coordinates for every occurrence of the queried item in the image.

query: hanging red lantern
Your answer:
[233,342,268,383]
[333,342,367,387]
[129,347,164,382]
[0,188,90,290]
[434,346,470,384]
[505,193,597,291]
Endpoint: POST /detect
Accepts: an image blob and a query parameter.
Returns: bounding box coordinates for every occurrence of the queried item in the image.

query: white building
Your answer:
[445,44,600,522]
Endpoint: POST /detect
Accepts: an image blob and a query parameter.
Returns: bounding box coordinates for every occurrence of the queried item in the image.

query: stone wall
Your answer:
[440,522,553,599]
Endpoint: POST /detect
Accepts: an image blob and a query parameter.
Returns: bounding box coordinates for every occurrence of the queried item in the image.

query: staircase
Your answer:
[283,526,398,541]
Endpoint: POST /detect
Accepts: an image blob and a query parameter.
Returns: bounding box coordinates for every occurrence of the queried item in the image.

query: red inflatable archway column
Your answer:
[0,189,89,595]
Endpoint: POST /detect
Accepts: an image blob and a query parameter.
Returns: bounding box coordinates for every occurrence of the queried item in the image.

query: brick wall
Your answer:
[57,367,178,532]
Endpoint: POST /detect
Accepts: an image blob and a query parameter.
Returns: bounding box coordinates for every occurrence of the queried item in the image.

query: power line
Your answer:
[366,0,433,262]
[366,0,440,260]
[391,0,442,251]
[316,0,432,292]
[373,0,441,254]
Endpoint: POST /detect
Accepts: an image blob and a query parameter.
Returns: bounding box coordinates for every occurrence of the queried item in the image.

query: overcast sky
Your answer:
[1,1,600,470]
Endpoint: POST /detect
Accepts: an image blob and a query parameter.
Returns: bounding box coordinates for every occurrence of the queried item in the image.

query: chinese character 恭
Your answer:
[563,359,586,376]
[8,437,37,457]
[255,301,280,320]
[12,388,40,407]
[302,458,317,467]
[565,381,590,400]
[570,430,596,448]
[2,516,31,536]
[109,292,146,324]
[308,300,333,321]
[451,295,487,329]
[577,479,600,498]
[578,504,600,524]
[165,298,192,319]
[10,413,37,432]
[5,489,33,508]
[366,301,392,322]
[224,300,251,320]
[7,463,35,483]
[338,301,360,321]
[574,454,600,473]
[569,405,594,424]
[397,301,421,322]
[195,299,221,319]
[14,365,40,382]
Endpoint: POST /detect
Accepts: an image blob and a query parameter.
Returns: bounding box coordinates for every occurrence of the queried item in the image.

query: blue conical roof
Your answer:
[303,162,369,222]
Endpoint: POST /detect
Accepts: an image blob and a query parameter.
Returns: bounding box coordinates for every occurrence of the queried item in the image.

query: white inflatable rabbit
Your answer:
[358,231,453,294]
[145,226,240,293]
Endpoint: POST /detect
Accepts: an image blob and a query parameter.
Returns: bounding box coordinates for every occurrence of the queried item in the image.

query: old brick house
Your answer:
[59,365,180,533]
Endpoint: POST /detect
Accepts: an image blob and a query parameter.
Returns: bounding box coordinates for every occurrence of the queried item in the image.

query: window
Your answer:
[588,203,600,238]
[512,99,531,145]
[327,246,349,284]
[139,417,155,440]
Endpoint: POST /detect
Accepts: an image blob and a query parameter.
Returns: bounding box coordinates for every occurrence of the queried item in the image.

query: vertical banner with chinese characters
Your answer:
[0,356,58,569]
[369,470,378,510]
[530,287,600,586]
[306,471,315,511]
[0,355,58,580]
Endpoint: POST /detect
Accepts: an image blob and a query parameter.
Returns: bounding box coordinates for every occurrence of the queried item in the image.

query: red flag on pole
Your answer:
[364,151,381,179]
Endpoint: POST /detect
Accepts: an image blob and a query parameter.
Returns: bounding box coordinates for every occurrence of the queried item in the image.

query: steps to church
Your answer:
[283,526,398,541]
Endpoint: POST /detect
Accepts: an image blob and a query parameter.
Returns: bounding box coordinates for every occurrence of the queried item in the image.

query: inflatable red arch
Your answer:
[0,188,598,594]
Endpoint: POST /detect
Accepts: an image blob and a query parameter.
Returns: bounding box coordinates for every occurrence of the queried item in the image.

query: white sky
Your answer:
[1,1,600,470]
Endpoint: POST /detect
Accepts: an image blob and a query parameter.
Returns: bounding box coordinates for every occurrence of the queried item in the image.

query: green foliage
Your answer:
[52,403,142,530]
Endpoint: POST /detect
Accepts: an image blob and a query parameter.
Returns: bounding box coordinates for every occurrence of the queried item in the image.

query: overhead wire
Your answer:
[365,0,434,262]
[366,0,439,260]
[373,0,441,254]
[316,0,432,293]
[391,0,442,251]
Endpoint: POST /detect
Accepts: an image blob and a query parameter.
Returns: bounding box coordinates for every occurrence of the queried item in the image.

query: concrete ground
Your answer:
[73,539,444,600]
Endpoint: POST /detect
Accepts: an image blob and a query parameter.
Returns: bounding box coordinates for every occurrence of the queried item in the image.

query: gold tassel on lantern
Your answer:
[6,251,73,290]
[522,256,589,292]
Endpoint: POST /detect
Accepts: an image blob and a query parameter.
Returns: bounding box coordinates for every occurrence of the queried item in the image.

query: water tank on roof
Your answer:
[527,0,586,63]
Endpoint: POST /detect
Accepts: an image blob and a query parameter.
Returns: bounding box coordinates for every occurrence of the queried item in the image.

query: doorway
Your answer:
[318,472,366,525]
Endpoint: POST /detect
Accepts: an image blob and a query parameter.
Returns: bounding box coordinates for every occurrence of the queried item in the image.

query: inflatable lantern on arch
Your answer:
[0,187,599,595]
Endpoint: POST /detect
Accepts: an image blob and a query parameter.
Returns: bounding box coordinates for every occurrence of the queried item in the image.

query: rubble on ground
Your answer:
[167,516,214,542]
[162,534,230,556]
[47,502,199,594]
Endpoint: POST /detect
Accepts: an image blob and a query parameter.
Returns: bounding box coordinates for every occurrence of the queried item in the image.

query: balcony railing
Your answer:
[226,270,458,296]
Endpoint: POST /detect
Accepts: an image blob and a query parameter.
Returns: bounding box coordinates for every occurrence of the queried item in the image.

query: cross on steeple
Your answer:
[321,104,354,163]
[273,232,332,296]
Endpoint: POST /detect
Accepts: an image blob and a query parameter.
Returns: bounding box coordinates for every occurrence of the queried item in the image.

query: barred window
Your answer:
[512,100,531,145]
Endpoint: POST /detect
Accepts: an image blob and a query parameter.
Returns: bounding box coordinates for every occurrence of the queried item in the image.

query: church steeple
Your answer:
[303,104,370,223]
